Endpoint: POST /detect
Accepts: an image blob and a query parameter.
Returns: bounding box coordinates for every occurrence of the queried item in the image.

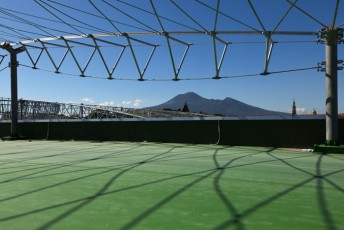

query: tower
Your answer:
[182,102,190,112]
[292,99,296,116]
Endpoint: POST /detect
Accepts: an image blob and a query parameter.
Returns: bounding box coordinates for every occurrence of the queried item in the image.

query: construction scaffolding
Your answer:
[0,97,212,120]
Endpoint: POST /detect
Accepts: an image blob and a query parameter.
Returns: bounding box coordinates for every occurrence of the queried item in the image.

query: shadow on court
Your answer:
[0,141,342,229]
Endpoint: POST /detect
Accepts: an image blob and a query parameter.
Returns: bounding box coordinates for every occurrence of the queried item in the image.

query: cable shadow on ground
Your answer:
[215,176,316,229]
[35,145,185,230]
[0,145,104,174]
[266,151,315,176]
[113,148,319,229]
[120,170,219,229]
[267,151,340,230]
[0,144,215,205]
[121,148,314,229]
[0,141,142,166]
[102,145,199,162]
[214,147,305,229]
[0,144,153,206]
[323,178,344,193]
[0,144,144,184]
[1,144,343,229]
[316,154,338,230]
[151,147,256,164]
[0,143,109,172]
[212,148,267,230]
[0,142,99,162]
[0,164,60,177]
[0,144,70,157]
[0,163,134,203]
[0,145,177,222]
[0,144,156,208]
[221,154,312,171]
[215,152,343,230]
[143,146,232,164]
[120,147,266,230]
[325,154,344,162]
[0,167,216,223]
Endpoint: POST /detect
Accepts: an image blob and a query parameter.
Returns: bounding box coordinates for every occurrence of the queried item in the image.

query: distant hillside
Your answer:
[147,92,288,116]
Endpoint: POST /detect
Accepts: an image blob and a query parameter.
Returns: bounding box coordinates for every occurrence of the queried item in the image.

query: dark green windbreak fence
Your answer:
[2,119,343,147]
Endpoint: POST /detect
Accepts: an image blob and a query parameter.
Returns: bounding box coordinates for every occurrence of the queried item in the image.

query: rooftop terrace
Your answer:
[0,140,343,229]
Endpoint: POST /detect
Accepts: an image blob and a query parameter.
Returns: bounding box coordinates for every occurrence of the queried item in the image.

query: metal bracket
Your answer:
[0,42,26,54]
[318,60,343,72]
[207,31,231,79]
[262,31,275,75]
[157,31,191,81]
[318,27,343,42]
[8,61,19,68]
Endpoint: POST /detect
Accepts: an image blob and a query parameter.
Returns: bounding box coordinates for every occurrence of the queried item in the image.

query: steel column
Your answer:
[10,52,19,137]
[325,29,339,145]
[0,43,26,138]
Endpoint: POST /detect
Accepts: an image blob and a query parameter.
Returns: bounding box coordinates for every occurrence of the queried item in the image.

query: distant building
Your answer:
[292,99,296,116]
[182,103,190,112]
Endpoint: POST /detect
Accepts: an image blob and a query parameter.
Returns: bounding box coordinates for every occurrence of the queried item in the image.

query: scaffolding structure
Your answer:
[0,97,212,120]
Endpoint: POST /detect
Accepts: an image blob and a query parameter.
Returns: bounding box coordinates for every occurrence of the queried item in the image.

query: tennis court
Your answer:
[0,140,343,229]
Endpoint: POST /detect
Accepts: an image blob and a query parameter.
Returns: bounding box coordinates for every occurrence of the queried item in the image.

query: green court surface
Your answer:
[0,141,343,230]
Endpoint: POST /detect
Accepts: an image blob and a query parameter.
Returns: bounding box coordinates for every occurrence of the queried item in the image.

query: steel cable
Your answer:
[0,24,34,40]
[0,6,146,37]
[18,63,320,82]
[272,0,299,33]
[102,0,158,33]
[170,0,209,32]
[0,66,8,73]
[247,0,267,32]
[332,0,341,27]
[285,0,326,27]
[34,0,86,35]
[35,0,113,35]
[194,0,260,32]
[0,8,56,38]
[116,0,203,32]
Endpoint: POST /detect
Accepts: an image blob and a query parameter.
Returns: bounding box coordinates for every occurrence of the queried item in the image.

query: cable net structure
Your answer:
[0,0,343,144]
[0,0,342,81]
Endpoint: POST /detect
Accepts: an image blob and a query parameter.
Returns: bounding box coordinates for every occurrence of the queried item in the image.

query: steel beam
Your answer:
[14,30,318,46]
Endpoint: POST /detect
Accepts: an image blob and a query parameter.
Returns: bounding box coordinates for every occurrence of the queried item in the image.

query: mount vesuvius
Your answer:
[147,92,288,116]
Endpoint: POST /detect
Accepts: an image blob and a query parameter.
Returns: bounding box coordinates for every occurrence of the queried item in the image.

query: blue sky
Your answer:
[0,0,343,114]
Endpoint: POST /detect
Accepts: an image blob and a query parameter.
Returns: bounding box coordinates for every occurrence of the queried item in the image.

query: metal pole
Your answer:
[0,42,25,139]
[325,29,338,145]
[10,52,19,137]
[80,103,84,119]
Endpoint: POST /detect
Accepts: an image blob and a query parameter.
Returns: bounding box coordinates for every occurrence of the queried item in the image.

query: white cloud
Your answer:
[81,97,95,103]
[121,100,132,105]
[99,101,114,106]
[296,108,307,114]
[120,99,143,107]
[64,101,76,104]
[133,99,142,107]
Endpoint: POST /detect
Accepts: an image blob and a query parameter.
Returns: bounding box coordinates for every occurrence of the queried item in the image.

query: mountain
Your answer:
[147,92,288,116]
